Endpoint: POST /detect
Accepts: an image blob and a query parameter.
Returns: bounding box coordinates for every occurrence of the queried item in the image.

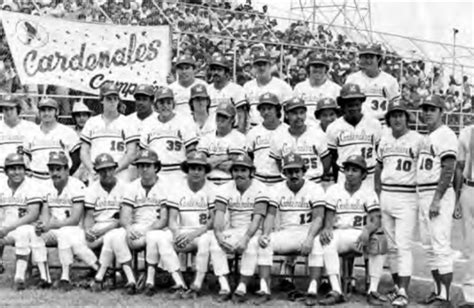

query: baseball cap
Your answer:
[100,83,120,97]
[181,151,211,173]
[4,153,27,168]
[307,53,329,67]
[284,97,307,113]
[155,87,174,101]
[216,101,236,118]
[132,149,159,165]
[176,54,196,67]
[337,83,366,104]
[282,153,305,170]
[71,100,92,114]
[231,153,254,170]
[190,84,209,100]
[134,84,155,99]
[0,95,21,108]
[252,50,271,64]
[38,98,59,110]
[47,151,69,167]
[359,43,383,56]
[315,97,339,119]
[93,153,118,171]
[258,92,280,108]
[209,54,230,70]
[342,154,367,172]
[420,95,445,110]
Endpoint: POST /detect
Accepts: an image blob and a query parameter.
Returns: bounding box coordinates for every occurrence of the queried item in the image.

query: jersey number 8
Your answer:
[199,213,208,225]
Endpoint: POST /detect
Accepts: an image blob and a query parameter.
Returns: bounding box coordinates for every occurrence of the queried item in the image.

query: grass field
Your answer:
[0,219,469,307]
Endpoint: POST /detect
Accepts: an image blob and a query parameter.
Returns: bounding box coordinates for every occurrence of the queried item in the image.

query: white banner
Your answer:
[0,11,171,100]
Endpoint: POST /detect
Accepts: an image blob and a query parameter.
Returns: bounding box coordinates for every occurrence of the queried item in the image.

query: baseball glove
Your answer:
[367,230,388,255]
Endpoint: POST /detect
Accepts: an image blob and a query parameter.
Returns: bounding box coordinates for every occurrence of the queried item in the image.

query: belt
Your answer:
[464,178,474,187]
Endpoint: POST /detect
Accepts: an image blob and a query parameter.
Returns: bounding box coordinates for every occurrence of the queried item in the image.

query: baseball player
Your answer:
[317,155,386,306]
[326,83,382,189]
[25,98,81,183]
[80,83,139,183]
[210,153,270,303]
[140,87,198,183]
[255,153,326,305]
[91,149,166,295]
[0,95,40,182]
[0,153,42,290]
[189,84,216,138]
[31,151,99,291]
[155,152,216,299]
[270,97,331,184]
[197,102,247,185]
[246,92,288,185]
[71,100,93,184]
[83,153,128,291]
[169,54,208,118]
[455,123,474,308]
[243,50,292,127]
[417,95,457,305]
[345,44,400,124]
[293,53,341,124]
[374,99,422,306]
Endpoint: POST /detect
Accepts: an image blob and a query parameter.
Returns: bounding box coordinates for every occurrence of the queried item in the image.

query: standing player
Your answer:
[0,153,42,289]
[197,102,246,185]
[293,53,341,124]
[93,149,167,295]
[374,99,422,306]
[71,100,93,184]
[80,84,139,183]
[326,83,382,189]
[26,98,81,183]
[270,97,331,184]
[317,155,387,306]
[169,55,208,118]
[31,152,99,291]
[417,95,457,306]
[210,154,271,303]
[246,92,287,185]
[345,44,400,124]
[189,84,216,138]
[243,50,292,127]
[140,87,198,183]
[255,153,326,305]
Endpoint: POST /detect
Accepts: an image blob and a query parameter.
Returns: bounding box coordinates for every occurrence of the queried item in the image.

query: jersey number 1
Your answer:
[110,141,125,152]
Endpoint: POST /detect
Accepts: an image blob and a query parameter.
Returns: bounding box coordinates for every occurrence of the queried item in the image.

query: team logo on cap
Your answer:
[192,151,205,159]
[236,155,245,161]
[393,100,400,106]
[196,86,204,92]
[349,85,357,92]
[347,154,358,161]
[263,93,270,99]
[100,154,109,162]
[141,150,150,157]
[323,98,331,105]
[288,154,295,162]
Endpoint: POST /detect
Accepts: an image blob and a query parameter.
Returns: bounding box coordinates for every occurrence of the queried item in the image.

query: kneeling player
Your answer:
[210,154,270,303]
[318,155,387,306]
[256,153,326,305]
[32,152,99,291]
[0,153,42,290]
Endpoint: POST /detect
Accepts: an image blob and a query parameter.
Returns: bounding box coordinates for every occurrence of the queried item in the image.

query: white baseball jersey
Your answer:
[293,79,341,123]
[208,82,245,116]
[215,179,269,229]
[194,114,216,138]
[246,122,288,183]
[26,124,80,178]
[269,126,329,182]
[84,179,127,223]
[197,130,246,183]
[0,119,40,173]
[346,71,400,122]
[417,125,457,192]
[169,79,208,118]
[325,182,380,230]
[458,125,474,180]
[81,114,139,164]
[121,178,167,225]
[377,130,423,193]
[269,180,325,229]
[167,178,216,229]
[140,114,199,172]
[0,177,42,228]
[243,77,293,126]
[44,177,85,221]
[326,115,382,175]
[126,111,159,136]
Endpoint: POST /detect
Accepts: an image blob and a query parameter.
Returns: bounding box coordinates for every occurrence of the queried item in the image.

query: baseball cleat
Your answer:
[143,283,155,296]
[181,287,200,300]
[253,291,271,306]
[57,279,73,292]
[90,279,104,292]
[304,293,319,306]
[232,289,248,303]
[318,290,345,306]
[13,279,26,291]
[367,291,388,306]
[38,279,52,289]
[216,290,231,303]
[124,282,137,295]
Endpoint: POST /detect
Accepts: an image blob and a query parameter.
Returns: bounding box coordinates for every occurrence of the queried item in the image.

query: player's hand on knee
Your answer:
[128,228,142,241]
[85,229,97,242]
[300,237,313,255]
[258,234,270,248]
[175,233,190,247]
[319,228,333,246]
[453,201,463,220]
[235,236,249,254]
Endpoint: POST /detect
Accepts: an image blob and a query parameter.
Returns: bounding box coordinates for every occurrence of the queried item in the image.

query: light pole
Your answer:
[452,28,459,77]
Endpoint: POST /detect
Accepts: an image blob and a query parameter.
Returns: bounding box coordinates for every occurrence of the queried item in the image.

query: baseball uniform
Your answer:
[169,79,208,118]
[208,82,246,117]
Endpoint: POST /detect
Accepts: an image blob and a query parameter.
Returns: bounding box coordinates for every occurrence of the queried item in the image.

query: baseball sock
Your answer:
[236,282,246,294]
[439,272,453,300]
[218,276,230,293]
[392,273,400,287]
[260,278,270,294]
[146,264,156,286]
[122,263,135,284]
[171,271,185,288]
[368,277,380,294]
[38,262,51,282]
[14,256,28,281]
[431,269,441,294]
[95,264,108,281]
[329,274,342,294]
[193,272,206,289]
[61,265,70,281]
[307,279,317,294]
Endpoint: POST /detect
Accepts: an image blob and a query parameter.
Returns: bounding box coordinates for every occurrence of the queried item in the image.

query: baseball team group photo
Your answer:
[0,0,473,307]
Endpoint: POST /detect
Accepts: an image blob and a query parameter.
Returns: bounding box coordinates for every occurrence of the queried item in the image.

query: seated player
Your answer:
[0,153,42,290]
[317,155,387,306]
[210,154,270,303]
[32,152,99,291]
[255,153,326,305]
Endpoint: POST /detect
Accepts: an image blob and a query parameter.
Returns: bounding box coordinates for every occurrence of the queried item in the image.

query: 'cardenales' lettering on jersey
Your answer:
[0,196,25,206]
[381,145,415,158]
[335,199,365,211]
[179,197,208,209]
[47,197,72,206]
[96,199,120,209]
[338,132,373,144]
[228,198,253,210]
[135,197,160,206]
[0,134,22,141]
[282,143,316,154]
[149,128,182,139]
[279,196,310,209]
[91,128,122,135]
[255,136,270,146]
